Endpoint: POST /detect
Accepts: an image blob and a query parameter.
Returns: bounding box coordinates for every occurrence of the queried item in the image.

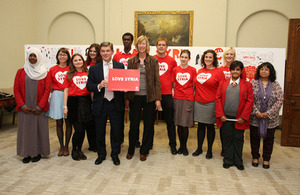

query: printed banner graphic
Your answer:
[108,69,140,91]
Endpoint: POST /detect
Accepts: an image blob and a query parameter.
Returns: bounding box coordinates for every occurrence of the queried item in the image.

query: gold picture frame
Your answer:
[135,11,194,46]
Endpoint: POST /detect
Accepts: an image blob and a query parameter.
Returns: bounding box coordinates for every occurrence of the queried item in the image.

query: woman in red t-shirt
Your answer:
[192,50,224,159]
[86,43,101,68]
[63,54,93,161]
[172,50,197,156]
[48,48,72,157]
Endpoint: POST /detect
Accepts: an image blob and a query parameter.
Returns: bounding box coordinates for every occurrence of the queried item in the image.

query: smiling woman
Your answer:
[62,54,92,161]
[48,48,72,157]
[125,35,161,161]
[193,49,224,159]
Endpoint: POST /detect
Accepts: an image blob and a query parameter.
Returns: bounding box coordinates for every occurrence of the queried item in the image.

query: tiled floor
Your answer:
[0,116,300,194]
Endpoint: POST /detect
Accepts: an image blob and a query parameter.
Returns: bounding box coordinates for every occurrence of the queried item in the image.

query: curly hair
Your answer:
[200,49,218,68]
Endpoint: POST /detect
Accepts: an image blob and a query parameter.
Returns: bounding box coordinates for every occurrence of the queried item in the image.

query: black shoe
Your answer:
[252,162,259,167]
[112,157,120,165]
[78,151,87,160]
[170,146,177,155]
[236,164,245,170]
[223,164,231,169]
[95,156,106,165]
[149,145,153,150]
[183,148,189,156]
[22,156,31,164]
[262,164,270,169]
[206,152,213,159]
[31,154,41,163]
[72,151,80,161]
[135,141,141,148]
[177,147,183,155]
[192,149,203,156]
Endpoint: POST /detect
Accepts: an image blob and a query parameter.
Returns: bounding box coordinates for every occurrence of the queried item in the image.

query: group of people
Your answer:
[14,33,283,170]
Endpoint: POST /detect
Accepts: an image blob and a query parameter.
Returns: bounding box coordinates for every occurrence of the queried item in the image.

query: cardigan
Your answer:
[14,68,51,112]
[250,79,283,128]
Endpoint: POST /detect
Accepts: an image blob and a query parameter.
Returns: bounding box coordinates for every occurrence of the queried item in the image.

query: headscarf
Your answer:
[257,78,272,138]
[24,47,47,80]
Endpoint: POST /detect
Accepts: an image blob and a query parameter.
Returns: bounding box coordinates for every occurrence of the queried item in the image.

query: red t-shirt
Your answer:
[49,65,69,90]
[194,68,224,103]
[172,66,197,102]
[154,55,177,95]
[113,50,137,69]
[63,71,90,96]
[86,61,96,69]
[219,66,247,80]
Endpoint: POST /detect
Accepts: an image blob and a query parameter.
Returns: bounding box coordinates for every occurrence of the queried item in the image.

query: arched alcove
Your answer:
[237,10,289,48]
[48,12,95,44]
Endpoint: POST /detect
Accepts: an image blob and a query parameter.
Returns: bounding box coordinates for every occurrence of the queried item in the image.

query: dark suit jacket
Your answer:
[86,60,125,116]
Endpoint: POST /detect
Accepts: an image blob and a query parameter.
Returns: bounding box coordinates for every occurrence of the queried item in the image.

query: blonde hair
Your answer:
[222,47,236,66]
[135,35,150,54]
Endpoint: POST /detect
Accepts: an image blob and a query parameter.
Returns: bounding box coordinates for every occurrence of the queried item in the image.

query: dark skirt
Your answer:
[67,95,93,124]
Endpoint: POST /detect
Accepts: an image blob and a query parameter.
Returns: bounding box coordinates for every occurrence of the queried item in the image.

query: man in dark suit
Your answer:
[86,42,125,166]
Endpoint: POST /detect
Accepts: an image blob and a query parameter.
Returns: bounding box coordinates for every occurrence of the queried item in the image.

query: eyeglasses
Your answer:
[58,53,67,57]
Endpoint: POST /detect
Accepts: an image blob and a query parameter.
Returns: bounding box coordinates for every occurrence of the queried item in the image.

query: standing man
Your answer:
[113,32,138,69]
[113,32,140,147]
[154,37,178,155]
[87,42,125,166]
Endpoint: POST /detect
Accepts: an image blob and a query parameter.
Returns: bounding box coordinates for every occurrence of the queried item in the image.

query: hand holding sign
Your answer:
[108,69,140,91]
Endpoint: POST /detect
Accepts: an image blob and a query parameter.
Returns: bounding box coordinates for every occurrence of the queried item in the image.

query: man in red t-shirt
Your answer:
[113,32,139,147]
[154,38,178,155]
[113,32,138,69]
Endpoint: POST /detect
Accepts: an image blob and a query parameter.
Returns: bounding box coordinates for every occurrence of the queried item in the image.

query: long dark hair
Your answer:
[67,54,88,82]
[255,62,276,82]
[86,43,101,65]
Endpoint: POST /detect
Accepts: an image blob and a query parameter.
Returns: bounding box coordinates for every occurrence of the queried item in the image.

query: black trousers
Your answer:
[161,95,176,147]
[72,121,91,151]
[250,125,275,161]
[85,117,97,149]
[128,96,155,156]
[221,120,245,166]
[152,95,176,147]
[95,99,122,159]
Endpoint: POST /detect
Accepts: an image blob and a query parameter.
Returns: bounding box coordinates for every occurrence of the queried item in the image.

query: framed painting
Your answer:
[135,11,194,46]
